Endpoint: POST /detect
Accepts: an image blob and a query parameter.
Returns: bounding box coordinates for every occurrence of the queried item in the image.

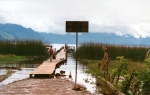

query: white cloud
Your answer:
[0,0,150,37]
[129,22,150,38]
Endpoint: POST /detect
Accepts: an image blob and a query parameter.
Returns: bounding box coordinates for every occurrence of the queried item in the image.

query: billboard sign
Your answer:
[66,21,88,32]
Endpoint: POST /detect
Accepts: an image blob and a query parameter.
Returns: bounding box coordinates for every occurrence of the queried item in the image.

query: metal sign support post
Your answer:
[75,32,78,86]
[66,21,88,88]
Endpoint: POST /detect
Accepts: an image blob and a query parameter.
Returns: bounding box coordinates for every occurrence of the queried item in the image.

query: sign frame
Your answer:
[66,21,88,32]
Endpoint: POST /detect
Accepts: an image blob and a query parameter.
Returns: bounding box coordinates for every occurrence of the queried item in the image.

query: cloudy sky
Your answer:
[0,0,150,38]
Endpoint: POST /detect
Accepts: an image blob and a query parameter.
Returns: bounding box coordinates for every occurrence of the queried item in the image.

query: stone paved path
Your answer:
[0,78,92,95]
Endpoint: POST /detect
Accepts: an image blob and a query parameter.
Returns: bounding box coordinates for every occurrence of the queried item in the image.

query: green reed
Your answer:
[77,42,149,61]
[0,40,47,56]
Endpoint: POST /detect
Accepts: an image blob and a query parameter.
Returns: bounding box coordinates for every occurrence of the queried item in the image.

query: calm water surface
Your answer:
[55,54,98,94]
[0,44,102,94]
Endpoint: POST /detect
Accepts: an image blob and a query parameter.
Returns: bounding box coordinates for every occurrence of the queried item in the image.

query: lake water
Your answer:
[0,44,102,95]
[55,53,97,93]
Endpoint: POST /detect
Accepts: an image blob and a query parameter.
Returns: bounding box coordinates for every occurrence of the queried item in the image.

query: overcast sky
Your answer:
[0,0,150,38]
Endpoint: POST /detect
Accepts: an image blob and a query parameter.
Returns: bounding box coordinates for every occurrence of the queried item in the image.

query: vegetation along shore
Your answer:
[75,42,150,95]
[0,40,48,80]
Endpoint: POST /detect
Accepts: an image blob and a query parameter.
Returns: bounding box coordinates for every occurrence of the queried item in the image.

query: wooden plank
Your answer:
[30,48,66,77]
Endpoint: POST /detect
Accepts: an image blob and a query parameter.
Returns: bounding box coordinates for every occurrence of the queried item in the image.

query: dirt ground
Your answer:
[0,78,92,95]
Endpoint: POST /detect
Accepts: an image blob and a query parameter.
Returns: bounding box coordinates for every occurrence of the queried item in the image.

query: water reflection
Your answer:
[0,60,42,86]
[55,54,98,94]
[0,68,34,86]
[0,69,7,75]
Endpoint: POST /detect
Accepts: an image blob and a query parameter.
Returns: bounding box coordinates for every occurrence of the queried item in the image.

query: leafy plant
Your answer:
[110,56,128,84]
[138,50,150,95]
[121,70,136,95]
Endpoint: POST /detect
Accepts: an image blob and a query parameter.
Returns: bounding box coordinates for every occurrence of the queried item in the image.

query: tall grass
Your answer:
[0,40,47,56]
[77,42,149,61]
[0,54,27,63]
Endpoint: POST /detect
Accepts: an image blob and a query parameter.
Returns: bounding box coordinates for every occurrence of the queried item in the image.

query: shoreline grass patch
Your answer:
[0,54,27,64]
[76,42,150,94]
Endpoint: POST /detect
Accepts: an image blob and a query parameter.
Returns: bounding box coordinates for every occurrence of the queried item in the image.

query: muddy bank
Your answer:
[0,78,92,95]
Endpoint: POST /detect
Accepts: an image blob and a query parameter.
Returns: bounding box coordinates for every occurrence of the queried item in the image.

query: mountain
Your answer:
[41,32,150,45]
[0,23,42,40]
[78,33,150,45]
[40,33,75,44]
[0,23,150,46]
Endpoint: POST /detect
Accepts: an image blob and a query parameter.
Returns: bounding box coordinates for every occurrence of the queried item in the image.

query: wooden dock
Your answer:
[30,47,66,78]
